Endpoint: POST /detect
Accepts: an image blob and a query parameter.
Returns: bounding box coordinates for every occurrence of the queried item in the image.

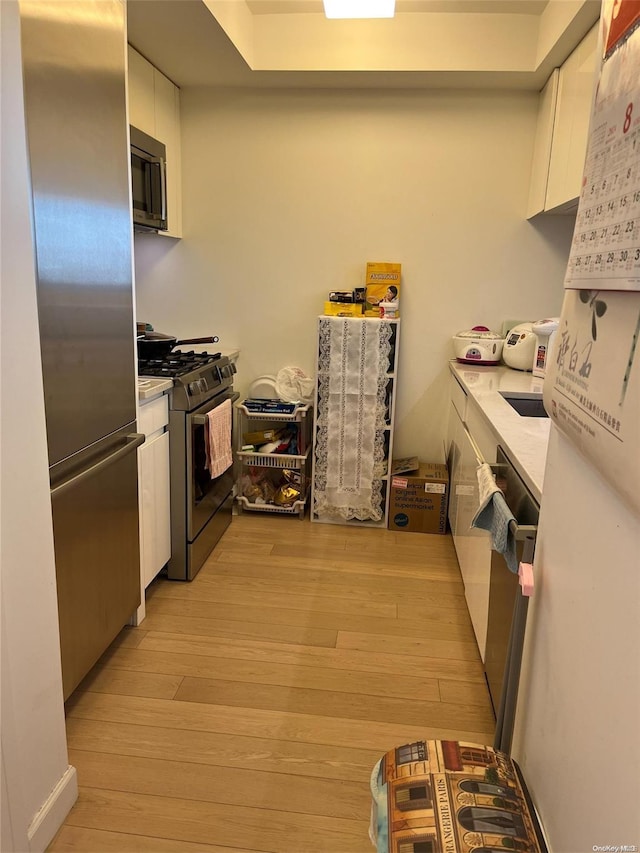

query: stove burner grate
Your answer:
[138,350,222,378]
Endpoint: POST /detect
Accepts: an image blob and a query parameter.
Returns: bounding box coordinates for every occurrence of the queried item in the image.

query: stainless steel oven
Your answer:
[169,388,239,580]
[138,350,237,581]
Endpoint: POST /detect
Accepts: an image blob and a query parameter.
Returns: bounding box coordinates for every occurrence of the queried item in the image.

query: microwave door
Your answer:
[146,157,166,226]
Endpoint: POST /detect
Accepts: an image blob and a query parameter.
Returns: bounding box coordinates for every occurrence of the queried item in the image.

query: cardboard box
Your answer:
[365,261,401,316]
[388,462,449,534]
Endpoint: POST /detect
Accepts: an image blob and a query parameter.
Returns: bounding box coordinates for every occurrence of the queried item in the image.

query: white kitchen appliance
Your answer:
[452,326,505,365]
[531,317,560,377]
[502,322,536,370]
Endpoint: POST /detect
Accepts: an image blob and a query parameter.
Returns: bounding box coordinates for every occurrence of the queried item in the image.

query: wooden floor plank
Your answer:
[213,548,464,585]
[48,825,251,853]
[50,514,496,853]
[132,612,339,648]
[65,717,381,783]
[190,563,469,618]
[68,749,371,822]
[59,788,373,853]
[135,632,487,682]
[66,693,496,751]
[337,630,481,661]
[173,675,495,730]
[96,646,443,702]
[144,594,474,642]
[76,666,183,700]
[149,576,398,619]
[197,561,466,605]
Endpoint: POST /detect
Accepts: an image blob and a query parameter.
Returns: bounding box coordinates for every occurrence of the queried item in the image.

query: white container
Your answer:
[452,326,504,365]
[532,318,560,377]
[379,301,399,319]
[502,322,536,371]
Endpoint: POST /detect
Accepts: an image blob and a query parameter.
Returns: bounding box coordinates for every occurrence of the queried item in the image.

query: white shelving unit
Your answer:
[311,316,400,528]
[235,402,312,518]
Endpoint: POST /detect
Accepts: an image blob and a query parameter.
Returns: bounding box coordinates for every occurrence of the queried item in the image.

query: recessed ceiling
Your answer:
[127,0,599,90]
[245,0,550,13]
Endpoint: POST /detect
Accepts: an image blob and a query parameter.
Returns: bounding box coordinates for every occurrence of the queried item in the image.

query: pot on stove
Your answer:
[136,331,219,360]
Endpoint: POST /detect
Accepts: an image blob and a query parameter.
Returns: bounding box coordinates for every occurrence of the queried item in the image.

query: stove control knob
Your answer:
[188,381,200,396]
[199,377,209,393]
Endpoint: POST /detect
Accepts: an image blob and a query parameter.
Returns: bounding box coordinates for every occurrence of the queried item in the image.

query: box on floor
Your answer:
[388,463,449,534]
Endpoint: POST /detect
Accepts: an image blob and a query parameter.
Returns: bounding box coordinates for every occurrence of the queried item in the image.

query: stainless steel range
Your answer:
[139,350,238,580]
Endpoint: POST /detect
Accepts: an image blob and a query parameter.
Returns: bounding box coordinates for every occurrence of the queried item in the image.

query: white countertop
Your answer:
[449,360,550,502]
[137,377,173,401]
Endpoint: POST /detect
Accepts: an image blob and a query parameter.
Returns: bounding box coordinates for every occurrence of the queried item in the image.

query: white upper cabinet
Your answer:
[527,23,599,217]
[127,46,183,238]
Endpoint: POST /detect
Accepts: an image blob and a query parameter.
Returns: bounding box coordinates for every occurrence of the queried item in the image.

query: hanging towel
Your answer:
[205,398,233,479]
[472,462,519,573]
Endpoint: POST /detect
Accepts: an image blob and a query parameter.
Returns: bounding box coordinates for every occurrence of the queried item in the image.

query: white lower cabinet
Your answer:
[446,375,496,661]
[138,395,171,589]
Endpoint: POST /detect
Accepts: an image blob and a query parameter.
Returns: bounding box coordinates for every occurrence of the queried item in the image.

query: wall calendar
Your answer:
[565,0,640,291]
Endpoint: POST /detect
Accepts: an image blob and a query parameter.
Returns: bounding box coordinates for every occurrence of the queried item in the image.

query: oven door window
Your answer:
[189,417,234,541]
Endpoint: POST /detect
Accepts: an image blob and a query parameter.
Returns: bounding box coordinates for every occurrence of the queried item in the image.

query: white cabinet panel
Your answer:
[153,68,182,237]
[127,46,182,237]
[527,70,559,218]
[527,24,598,217]
[446,400,464,536]
[545,24,598,213]
[127,46,155,135]
[138,393,169,437]
[457,420,492,661]
[447,375,499,662]
[138,430,171,588]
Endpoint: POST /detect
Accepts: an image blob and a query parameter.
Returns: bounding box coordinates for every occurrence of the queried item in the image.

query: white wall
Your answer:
[0,3,77,849]
[513,427,640,849]
[135,86,576,460]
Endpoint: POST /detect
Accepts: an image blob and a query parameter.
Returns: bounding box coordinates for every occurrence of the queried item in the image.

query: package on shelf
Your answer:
[364,261,401,317]
[243,427,279,445]
[241,466,303,508]
[388,462,449,534]
[323,301,362,317]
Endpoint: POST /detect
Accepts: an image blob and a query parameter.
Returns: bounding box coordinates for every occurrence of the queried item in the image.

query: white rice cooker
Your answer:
[452,326,505,365]
[502,322,537,370]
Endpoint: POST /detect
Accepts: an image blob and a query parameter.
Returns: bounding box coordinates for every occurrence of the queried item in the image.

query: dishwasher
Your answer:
[487,446,539,754]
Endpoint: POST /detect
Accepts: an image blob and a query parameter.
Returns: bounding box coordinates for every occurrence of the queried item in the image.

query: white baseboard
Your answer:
[27,764,77,852]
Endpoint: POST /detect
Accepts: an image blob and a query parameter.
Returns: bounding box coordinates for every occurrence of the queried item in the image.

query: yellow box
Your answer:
[365,262,401,315]
[323,302,363,317]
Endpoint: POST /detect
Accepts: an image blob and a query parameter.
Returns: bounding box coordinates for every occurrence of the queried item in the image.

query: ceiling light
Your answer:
[323,0,395,19]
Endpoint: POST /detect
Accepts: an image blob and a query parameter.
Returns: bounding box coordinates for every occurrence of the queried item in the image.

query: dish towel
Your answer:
[205,398,233,479]
[471,462,518,573]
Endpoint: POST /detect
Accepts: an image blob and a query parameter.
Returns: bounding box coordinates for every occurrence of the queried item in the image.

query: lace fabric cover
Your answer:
[314,318,392,521]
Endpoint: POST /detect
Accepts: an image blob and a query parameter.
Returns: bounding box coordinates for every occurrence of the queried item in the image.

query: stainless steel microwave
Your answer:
[130,125,168,231]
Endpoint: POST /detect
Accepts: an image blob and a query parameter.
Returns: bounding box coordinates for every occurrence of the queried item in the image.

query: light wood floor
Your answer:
[48,513,495,853]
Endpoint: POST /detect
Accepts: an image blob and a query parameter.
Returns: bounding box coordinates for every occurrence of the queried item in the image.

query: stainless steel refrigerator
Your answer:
[20,0,143,700]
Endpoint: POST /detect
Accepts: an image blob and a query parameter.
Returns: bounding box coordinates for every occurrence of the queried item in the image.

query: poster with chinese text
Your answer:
[544,288,640,515]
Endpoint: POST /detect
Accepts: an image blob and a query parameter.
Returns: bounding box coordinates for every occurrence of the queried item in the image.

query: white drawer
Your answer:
[138,394,169,438]
[450,374,467,421]
[465,400,498,463]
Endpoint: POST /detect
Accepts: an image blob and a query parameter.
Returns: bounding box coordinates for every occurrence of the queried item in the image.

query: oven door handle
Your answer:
[191,392,240,426]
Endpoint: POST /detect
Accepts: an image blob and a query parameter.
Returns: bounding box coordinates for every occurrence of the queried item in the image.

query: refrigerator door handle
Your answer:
[51,433,145,499]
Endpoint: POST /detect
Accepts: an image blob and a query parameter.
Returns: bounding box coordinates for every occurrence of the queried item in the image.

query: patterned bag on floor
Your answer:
[369,739,546,853]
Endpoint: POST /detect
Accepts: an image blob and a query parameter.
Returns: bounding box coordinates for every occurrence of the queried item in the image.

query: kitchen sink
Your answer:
[500,392,549,418]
